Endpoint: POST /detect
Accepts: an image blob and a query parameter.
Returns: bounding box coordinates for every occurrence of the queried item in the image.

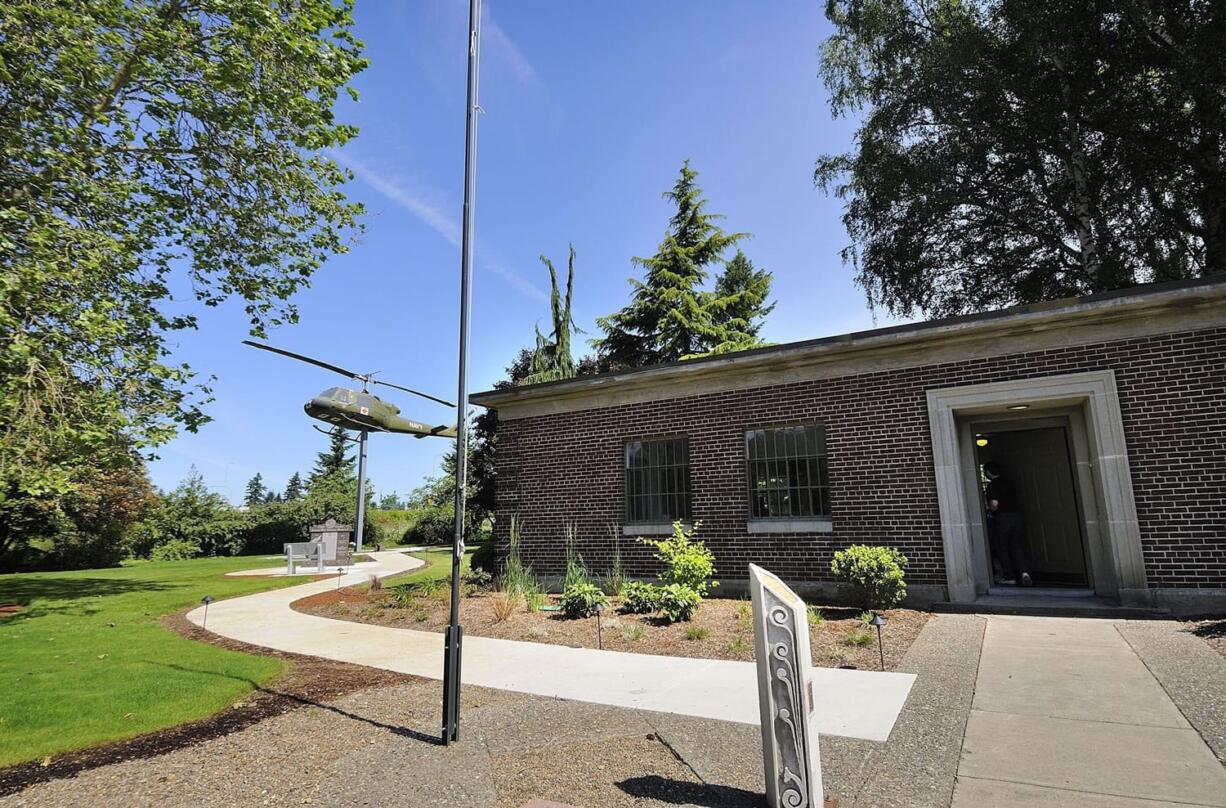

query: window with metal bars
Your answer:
[624,437,691,524]
[746,424,830,519]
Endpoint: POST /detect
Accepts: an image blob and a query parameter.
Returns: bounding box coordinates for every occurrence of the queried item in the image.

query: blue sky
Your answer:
[150,0,905,503]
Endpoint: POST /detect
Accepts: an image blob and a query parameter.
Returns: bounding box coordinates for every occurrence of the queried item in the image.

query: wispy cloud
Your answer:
[333,151,547,302]
[483,7,538,88]
[335,152,461,248]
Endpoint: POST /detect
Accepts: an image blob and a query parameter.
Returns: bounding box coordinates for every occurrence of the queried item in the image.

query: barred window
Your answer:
[625,437,691,524]
[746,425,830,519]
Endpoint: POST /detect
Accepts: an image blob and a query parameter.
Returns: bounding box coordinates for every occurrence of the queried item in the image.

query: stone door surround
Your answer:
[926,370,1146,605]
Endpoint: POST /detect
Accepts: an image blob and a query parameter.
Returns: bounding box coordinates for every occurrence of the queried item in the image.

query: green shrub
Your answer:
[807,605,825,627]
[403,502,454,546]
[830,545,908,609]
[470,537,499,577]
[656,583,701,623]
[524,587,546,612]
[620,581,661,614]
[560,582,607,619]
[461,567,493,596]
[150,539,201,561]
[684,626,710,641]
[369,508,423,546]
[639,521,717,596]
[841,629,875,647]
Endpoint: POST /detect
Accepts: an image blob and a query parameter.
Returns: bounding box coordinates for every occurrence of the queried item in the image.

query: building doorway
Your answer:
[974,425,1090,588]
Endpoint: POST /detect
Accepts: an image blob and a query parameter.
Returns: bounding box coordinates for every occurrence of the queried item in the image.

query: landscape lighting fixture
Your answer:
[200,595,214,629]
[869,612,888,671]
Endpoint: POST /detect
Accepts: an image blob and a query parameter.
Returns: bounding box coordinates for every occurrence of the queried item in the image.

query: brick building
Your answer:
[471,278,1226,616]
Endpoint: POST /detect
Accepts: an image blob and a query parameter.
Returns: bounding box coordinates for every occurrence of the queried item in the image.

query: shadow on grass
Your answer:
[617,775,764,807]
[0,577,173,624]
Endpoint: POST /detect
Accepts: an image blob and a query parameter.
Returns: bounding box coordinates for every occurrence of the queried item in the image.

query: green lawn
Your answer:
[0,556,304,768]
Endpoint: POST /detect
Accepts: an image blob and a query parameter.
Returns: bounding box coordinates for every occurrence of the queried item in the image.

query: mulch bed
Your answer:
[0,609,416,798]
[1186,618,1226,661]
[0,603,24,616]
[294,585,929,671]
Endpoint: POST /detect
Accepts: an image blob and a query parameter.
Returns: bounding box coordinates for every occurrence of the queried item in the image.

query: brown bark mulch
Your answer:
[294,585,929,672]
[0,609,417,798]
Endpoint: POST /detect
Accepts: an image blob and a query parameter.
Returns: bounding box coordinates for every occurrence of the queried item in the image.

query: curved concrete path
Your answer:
[187,550,915,742]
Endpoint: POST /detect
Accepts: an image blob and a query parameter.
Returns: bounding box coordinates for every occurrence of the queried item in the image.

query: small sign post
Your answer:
[749,563,823,808]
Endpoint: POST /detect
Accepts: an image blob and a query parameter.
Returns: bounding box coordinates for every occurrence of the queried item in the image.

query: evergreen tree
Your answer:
[526,245,580,384]
[263,489,279,504]
[310,428,354,486]
[705,250,775,354]
[283,472,304,501]
[594,161,747,370]
[244,473,267,507]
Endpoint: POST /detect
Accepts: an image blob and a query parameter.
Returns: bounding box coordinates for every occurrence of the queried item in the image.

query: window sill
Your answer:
[623,522,688,537]
[747,519,833,534]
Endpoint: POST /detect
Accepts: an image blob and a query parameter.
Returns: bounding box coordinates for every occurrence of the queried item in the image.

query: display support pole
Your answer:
[354,429,368,555]
[442,0,481,747]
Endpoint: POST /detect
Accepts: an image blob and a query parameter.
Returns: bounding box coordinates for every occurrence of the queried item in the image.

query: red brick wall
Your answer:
[492,327,1226,592]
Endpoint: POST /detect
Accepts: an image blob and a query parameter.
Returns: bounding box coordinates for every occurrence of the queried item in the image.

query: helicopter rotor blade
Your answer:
[371,379,455,408]
[242,341,363,381]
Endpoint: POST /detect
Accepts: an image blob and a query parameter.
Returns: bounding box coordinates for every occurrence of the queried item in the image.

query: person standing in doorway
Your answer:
[984,461,1033,586]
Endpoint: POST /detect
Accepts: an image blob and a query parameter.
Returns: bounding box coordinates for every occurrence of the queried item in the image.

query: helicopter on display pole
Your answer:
[242,340,457,554]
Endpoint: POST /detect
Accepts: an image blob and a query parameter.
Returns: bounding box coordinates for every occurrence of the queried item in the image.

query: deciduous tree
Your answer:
[0,0,366,555]
[816,0,1223,318]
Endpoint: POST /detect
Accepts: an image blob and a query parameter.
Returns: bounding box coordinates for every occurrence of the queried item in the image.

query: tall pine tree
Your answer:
[526,245,580,384]
[309,428,354,487]
[594,161,750,370]
[243,473,267,507]
[283,472,304,501]
[705,250,775,355]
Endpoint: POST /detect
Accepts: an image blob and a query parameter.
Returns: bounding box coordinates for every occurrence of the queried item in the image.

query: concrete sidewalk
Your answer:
[953,615,1226,807]
[186,550,915,743]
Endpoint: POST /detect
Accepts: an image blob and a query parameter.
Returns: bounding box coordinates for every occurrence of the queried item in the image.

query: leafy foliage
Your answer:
[830,544,908,610]
[150,538,201,561]
[817,0,1223,318]
[620,581,661,614]
[639,521,718,596]
[560,581,607,619]
[656,583,702,623]
[0,0,367,559]
[594,162,772,369]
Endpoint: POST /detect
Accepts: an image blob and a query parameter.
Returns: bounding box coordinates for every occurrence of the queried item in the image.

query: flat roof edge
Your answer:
[472,276,1226,408]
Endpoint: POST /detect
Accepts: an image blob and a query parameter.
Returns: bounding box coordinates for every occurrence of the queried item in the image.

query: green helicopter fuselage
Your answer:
[304,387,456,438]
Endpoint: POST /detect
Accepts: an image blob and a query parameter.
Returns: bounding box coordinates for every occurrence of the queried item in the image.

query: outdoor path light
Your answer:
[870,613,887,671]
[336,567,346,590]
[596,602,604,650]
[201,595,214,629]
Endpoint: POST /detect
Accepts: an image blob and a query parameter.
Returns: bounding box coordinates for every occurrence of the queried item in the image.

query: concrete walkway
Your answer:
[953,615,1226,807]
[186,550,915,743]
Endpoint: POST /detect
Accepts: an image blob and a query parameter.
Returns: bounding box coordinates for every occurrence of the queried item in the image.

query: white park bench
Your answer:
[284,541,325,574]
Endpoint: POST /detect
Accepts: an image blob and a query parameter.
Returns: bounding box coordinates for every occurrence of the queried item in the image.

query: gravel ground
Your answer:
[296,585,929,671]
[0,612,960,808]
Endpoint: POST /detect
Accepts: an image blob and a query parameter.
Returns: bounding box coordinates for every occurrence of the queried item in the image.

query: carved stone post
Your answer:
[749,563,823,808]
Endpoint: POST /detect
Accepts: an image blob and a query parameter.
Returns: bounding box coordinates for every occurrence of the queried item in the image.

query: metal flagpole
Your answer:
[354,429,369,554]
[443,0,481,746]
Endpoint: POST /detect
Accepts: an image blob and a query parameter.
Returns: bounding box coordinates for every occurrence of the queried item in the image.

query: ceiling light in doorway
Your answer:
[1007,404,1030,410]
[975,436,989,447]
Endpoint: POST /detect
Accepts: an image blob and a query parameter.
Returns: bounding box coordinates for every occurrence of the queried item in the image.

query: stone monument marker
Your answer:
[749,563,823,808]
[308,518,352,564]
